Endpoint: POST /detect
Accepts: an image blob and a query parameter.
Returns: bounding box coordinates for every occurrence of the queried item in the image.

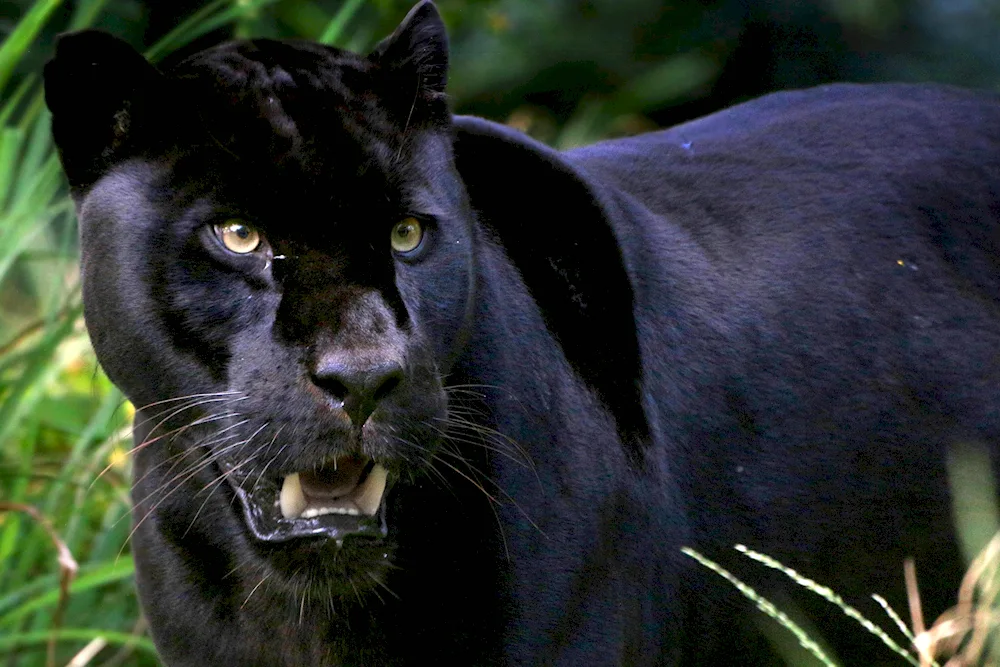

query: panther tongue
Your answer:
[300,456,370,499]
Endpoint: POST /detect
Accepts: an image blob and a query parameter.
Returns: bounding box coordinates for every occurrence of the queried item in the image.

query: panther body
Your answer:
[44,2,1000,664]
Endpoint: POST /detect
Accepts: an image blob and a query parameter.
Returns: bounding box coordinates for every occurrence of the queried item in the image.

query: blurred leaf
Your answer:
[0,556,135,628]
[145,0,281,61]
[612,52,717,114]
[0,0,62,97]
[0,628,156,655]
[318,0,366,46]
[948,441,1000,566]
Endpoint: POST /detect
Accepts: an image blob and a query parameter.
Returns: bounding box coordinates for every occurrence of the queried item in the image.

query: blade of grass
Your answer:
[142,0,228,62]
[0,502,78,667]
[0,629,156,655]
[0,74,36,128]
[0,311,81,580]
[0,127,26,212]
[144,0,281,62]
[0,556,134,628]
[735,544,923,666]
[682,546,840,667]
[0,419,38,590]
[18,113,55,201]
[318,0,366,46]
[0,0,63,97]
[68,0,114,31]
[180,0,284,51]
[48,387,125,547]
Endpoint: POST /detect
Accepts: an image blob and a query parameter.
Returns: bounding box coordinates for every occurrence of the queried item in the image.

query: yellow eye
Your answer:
[390,217,423,254]
[214,220,261,254]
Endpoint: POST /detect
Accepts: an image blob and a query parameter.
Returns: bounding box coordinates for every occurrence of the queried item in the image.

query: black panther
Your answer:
[43,1,1000,664]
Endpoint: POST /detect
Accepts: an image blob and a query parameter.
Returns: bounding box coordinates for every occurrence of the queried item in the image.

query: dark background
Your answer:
[6,0,1000,147]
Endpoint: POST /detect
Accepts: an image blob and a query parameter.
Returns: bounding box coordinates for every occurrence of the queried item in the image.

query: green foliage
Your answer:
[683,543,937,666]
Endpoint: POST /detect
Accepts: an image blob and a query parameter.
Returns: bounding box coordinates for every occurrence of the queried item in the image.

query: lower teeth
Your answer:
[301,506,361,518]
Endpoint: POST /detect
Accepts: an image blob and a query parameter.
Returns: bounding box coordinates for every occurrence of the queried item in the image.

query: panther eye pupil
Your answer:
[391,217,423,254]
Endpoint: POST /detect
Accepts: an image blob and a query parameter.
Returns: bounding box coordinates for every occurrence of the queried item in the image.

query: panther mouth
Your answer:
[279,456,388,519]
[226,454,390,544]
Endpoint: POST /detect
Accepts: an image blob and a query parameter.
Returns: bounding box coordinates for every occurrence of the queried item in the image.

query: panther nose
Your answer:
[311,357,404,426]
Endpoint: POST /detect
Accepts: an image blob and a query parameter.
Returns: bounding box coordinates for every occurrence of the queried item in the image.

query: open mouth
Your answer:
[279,456,388,519]
[226,454,391,543]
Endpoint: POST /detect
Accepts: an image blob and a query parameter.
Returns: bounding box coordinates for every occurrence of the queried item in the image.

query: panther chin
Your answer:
[223,453,392,545]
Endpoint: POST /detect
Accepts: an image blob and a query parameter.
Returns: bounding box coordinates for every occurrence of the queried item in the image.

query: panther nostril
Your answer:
[313,375,350,402]
[372,371,402,403]
[311,358,404,425]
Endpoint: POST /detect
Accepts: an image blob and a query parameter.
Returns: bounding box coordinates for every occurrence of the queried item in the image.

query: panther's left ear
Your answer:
[44,30,170,193]
[368,1,449,123]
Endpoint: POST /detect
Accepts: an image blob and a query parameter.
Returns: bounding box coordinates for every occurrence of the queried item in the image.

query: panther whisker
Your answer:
[182,477,226,539]
[137,395,247,441]
[432,443,544,538]
[347,575,364,609]
[299,586,308,626]
[125,394,244,441]
[117,410,241,465]
[120,431,246,526]
[132,390,245,414]
[428,418,535,472]
[387,434,454,491]
[365,570,399,601]
[128,423,244,491]
[241,573,272,610]
[131,421,251,498]
[250,426,287,492]
[444,383,530,411]
[125,429,255,539]
[183,426,274,538]
[92,406,244,488]
[395,436,513,561]
[232,422,275,492]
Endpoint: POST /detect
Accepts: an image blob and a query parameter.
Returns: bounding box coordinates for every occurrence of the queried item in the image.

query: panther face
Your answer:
[48,2,477,596]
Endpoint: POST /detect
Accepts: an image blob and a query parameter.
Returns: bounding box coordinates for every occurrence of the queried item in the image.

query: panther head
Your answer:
[45,1,481,597]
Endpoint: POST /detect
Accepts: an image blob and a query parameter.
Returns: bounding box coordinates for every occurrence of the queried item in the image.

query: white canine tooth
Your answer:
[354,464,388,516]
[280,473,308,519]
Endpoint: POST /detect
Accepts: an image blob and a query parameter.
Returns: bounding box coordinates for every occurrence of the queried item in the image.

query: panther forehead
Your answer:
[168,40,406,175]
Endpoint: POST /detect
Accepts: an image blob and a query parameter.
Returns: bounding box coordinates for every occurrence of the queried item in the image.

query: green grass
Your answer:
[684,442,1000,666]
[0,0,138,657]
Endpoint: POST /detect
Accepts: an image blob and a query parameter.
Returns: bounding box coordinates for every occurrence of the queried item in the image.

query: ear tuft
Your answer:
[370,1,449,107]
[44,30,165,192]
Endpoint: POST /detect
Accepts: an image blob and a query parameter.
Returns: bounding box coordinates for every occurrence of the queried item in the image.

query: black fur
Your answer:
[44,1,1000,664]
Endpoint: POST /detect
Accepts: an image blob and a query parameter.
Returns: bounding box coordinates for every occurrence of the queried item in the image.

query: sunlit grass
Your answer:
[684,442,1000,666]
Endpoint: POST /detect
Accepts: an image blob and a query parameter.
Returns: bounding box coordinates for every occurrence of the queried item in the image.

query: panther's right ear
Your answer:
[44,31,167,192]
[367,1,449,126]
